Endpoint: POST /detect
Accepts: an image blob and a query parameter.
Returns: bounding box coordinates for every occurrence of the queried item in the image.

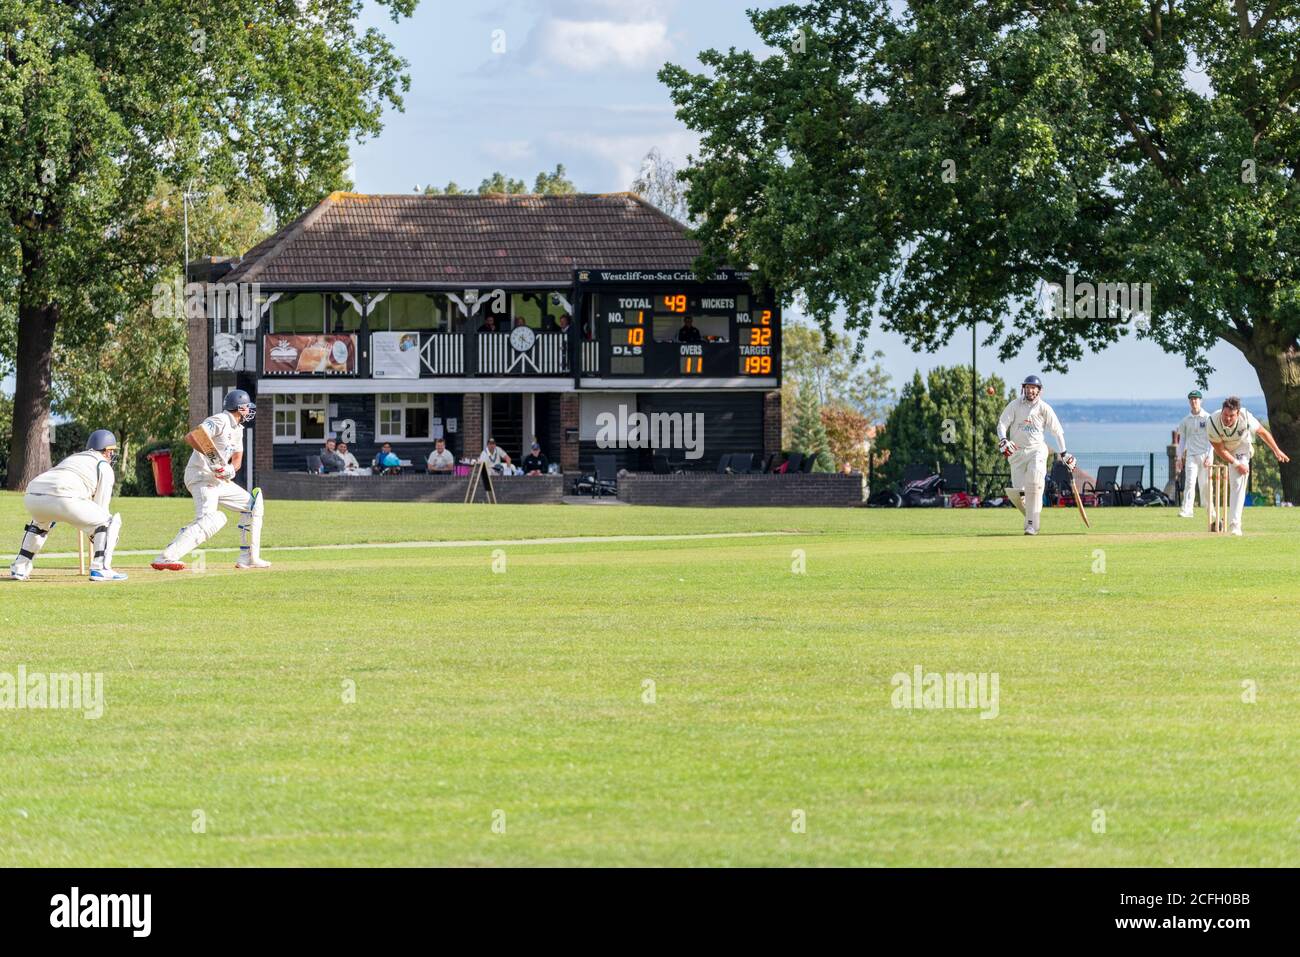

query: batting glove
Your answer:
[213,463,235,480]
[998,438,1017,459]
[1059,451,1077,470]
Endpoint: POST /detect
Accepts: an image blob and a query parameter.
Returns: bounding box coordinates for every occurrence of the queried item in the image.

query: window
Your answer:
[377,294,442,331]
[273,393,327,443]
[271,294,326,333]
[376,393,434,441]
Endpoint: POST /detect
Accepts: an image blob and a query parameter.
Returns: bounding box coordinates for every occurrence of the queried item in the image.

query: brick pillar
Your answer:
[763,390,782,456]
[560,392,580,473]
[254,407,273,482]
[462,393,483,458]
[187,315,209,429]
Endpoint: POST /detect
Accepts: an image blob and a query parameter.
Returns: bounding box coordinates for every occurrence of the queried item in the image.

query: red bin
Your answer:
[147,450,175,496]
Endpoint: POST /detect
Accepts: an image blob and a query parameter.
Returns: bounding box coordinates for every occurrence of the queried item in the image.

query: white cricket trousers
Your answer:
[24,493,111,534]
[160,478,258,561]
[1010,446,1049,533]
[1224,454,1250,532]
[1181,455,1212,516]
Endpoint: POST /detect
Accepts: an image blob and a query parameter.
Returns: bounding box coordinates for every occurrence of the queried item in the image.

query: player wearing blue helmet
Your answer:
[9,430,127,582]
[152,388,270,571]
[996,376,1076,536]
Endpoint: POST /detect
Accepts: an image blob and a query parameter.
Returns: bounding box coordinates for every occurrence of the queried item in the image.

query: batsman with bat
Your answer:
[152,390,271,571]
[996,375,1078,536]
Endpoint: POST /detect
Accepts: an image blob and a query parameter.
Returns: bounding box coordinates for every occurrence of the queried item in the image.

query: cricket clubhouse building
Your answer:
[187,191,861,505]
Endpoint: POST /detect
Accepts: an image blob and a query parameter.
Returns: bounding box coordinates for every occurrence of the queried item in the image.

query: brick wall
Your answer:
[187,316,208,430]
[560,392,580,473]
[257,471,565,504]
[618,472,864,507]
[763,390,781,456]
[462,393,483,457]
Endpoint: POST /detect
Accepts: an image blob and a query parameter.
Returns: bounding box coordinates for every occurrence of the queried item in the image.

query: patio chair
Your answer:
[1082,465,1120,506]
[940,462,969,494]
[777,452,803,474]
[1117,465,1144,506]
[306,455,323,475]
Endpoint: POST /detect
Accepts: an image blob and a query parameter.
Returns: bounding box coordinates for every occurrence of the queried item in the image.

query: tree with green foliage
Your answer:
[877,367,1012,491]
[462,165,579,196]
[53,183,271,485]
[662,1,1300,500]
[780,320,894,434]
[790,383,835,471]
[1,0,414,489]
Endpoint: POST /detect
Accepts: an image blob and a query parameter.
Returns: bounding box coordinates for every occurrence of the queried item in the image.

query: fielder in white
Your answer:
[152,390,271,570]
[1206,395,1290,536]
[1174,389,1213,519]
[9,430,127,582]
[997,375,1077,536]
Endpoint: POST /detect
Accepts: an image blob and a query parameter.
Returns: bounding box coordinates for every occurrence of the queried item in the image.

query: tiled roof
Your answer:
[222,192,701,287]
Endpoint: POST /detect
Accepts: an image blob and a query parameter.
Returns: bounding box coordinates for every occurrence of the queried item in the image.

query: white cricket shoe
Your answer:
[10,565,30,582]
[1178,511,1193,518]
[1230,526,1243,537]
[89,568,128,583]
[235,557,272,570]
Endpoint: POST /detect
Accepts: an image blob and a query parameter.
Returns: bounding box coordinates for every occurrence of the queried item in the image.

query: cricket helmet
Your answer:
[1021,375,1043,399]
[86,430,118,456]
[223,389,257,423]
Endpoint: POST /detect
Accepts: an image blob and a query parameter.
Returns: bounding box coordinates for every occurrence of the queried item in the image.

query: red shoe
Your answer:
[151,559,186,571]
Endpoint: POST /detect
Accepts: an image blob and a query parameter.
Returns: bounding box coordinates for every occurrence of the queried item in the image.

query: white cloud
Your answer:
[481,139,537,163]
[531,18,672,72]
[552,129,697,189]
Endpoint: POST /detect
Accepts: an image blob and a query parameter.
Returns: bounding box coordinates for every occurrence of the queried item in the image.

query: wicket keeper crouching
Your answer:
[152,390,271,571]
[10,430,127,582]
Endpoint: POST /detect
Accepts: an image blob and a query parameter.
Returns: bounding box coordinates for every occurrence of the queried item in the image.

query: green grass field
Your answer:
[0,491,1297,866]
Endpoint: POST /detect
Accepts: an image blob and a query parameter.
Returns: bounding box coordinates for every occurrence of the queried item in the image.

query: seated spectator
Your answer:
[556,313,572,335]
[512,316,527,329]
[426,437,455,473]
[478,316,499,334]
[372,442,401,475]
[336,441,361,473]
[479,437,512,472]
[320,437,346,473]
[522,442,549,476]
[677,316,703,343]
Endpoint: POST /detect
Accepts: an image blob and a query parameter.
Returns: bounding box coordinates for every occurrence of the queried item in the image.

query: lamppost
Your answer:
[971,320,978,495]
[182,180,208,277]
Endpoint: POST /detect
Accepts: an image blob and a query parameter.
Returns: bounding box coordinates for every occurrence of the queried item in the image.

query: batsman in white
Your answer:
[1206,395,1290,536]
[151,389,271,571]
[1174,389,1213,519]
[996,375,1076,536]
[9,430,127,582]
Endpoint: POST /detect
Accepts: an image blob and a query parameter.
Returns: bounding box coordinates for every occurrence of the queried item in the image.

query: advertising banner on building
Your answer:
[263,335,357,375]
[371,331,422,379]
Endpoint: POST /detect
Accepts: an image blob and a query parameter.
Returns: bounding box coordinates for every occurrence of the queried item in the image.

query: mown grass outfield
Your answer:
[0,491,1297,867]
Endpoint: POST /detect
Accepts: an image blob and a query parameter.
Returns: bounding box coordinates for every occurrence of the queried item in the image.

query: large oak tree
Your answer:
[1,0,413,488]
[662,1,1300,498]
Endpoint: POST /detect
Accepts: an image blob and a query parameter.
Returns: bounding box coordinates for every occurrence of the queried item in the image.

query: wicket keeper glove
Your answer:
[998,438,1017,458]
[1059,451,1077,470]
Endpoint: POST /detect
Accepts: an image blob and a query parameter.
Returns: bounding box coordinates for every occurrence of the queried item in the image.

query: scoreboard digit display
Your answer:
[577,270,780,382]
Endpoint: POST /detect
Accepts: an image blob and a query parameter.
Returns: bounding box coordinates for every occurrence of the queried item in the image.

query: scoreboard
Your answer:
[577,269,780,381]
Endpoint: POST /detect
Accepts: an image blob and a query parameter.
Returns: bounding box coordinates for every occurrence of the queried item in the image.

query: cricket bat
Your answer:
[186,425,224,467]
[1069,474,1091,528]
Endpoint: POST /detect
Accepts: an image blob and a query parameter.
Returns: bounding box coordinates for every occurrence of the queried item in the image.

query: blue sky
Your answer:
[347,0,1262,401]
